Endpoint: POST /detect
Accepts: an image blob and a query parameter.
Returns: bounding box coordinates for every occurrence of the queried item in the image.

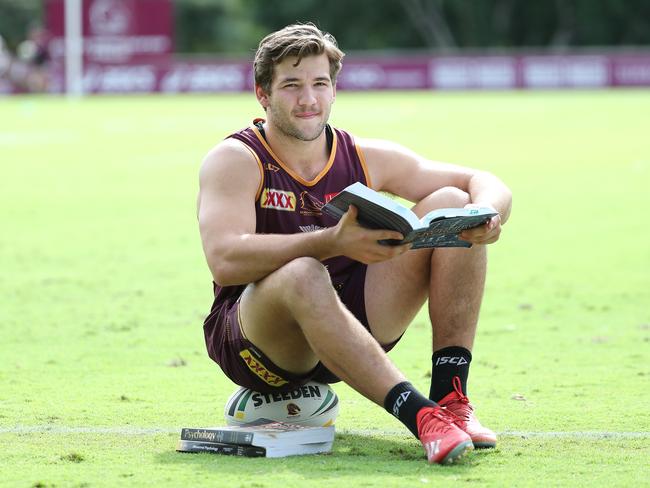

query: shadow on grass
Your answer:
[155,432,498,478]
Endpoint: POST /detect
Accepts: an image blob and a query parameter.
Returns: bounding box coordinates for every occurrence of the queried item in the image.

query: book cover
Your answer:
[323,182,497,249]
[176,439,333,458]
[176,440,266,457]
[180,422,335,448]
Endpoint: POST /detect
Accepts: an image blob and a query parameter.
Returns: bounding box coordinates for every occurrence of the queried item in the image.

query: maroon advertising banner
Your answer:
[45,0,173,65]
[336,57,430,91]
[64,59,254,94]
[611,55,650,86]
[31,52,650,94]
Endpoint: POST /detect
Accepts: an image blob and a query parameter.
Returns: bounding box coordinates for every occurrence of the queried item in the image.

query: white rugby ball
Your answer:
[224,381,339,427]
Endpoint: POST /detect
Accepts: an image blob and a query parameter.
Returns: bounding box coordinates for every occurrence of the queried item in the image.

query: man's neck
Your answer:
[263,121,331,180]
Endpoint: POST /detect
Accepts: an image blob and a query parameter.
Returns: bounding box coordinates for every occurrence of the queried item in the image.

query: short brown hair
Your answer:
[254,23,345,93]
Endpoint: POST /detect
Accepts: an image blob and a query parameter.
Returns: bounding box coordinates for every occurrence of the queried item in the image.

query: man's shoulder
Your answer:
[200,138,260,180]
[354,137,414,167]
[330,127,405,156]
[205,137,256,162]
[354,136,404,153]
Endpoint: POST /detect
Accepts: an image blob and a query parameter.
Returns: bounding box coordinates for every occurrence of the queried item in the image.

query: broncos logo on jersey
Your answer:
[299,191,325,216]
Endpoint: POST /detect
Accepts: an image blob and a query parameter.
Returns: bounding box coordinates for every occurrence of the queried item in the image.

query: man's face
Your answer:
[257,53,335,142]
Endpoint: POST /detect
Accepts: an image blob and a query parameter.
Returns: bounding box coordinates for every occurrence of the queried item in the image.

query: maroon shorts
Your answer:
[203,264,401,393]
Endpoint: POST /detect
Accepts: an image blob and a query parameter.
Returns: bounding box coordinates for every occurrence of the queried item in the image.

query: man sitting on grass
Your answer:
[198,23,512,464]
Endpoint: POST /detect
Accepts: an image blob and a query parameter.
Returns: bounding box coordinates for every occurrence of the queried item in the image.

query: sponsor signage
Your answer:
[239,349,288,387]
[45,0,173,64]
[430,56,517,90]
[251,384,323,407]
[38,53,650,93]
[337,58,430,90]
[260,188,296,212]
[324,192,339,203]
[612,55,650,86]
[520,55,609,88]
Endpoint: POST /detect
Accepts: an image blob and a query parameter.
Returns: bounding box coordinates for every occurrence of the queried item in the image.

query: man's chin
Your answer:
[290,124,326,142]
[297,130,324,142]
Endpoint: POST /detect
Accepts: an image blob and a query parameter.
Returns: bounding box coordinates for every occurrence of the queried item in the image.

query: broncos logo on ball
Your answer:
[286,403,301,416]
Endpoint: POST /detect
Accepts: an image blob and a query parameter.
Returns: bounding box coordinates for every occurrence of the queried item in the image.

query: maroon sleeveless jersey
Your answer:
[212,120,371,306]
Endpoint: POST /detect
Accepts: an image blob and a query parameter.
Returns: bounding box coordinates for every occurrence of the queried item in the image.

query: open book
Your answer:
[323,182,497,249]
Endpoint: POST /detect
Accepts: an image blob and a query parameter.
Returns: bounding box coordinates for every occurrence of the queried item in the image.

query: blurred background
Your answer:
[1,0,650,95]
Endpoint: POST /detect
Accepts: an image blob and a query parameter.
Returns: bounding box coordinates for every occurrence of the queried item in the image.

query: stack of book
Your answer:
[177,420,335,458]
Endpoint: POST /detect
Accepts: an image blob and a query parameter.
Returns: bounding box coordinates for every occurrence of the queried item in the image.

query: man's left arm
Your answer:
[358,138,512,244]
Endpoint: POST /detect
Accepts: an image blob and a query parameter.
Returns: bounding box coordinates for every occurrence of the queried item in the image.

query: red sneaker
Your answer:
[438,377,497,448]
[416,406,473,464]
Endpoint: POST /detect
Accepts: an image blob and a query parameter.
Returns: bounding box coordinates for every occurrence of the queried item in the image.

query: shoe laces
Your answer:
[452,376,470,404]
[444,376,473,422]
[419,406,463,436]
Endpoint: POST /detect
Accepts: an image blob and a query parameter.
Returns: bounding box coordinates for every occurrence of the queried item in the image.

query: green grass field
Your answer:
[1,91,649,487]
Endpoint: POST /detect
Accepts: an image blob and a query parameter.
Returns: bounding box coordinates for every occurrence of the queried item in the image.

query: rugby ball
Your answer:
[224,381,339,427]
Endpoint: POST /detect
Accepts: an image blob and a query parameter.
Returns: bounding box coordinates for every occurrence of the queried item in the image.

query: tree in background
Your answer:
[175,0,650,53]
[0,0,43,51]
[2,0,649,55]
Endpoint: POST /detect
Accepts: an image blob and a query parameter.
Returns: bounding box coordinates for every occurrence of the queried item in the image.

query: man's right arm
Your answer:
[198,141,409,286]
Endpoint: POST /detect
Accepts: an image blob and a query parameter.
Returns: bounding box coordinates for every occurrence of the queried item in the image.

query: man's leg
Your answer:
[364,186,483,350]
[239,256,405,403]
[364,187,496,447]
[238,256,473,463]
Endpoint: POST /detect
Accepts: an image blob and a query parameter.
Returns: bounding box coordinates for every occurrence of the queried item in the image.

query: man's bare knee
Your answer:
[434,186,471,208]
[413,187,471,217]
[275,257,333,302]
[276,257,329,283]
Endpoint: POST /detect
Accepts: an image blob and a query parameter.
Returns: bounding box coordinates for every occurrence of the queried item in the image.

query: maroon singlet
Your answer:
[202,120,385,392]
[214,119,372,306]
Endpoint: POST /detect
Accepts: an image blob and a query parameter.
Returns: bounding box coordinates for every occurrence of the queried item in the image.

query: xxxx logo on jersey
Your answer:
[240,349,288,387]
[260,188,296,211]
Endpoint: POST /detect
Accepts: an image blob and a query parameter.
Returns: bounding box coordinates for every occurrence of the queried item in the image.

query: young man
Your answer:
[198,23,512,464]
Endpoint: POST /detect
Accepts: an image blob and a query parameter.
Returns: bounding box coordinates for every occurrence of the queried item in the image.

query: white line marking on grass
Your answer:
[0,131,78,146]
[341,429,650,440]
[499,431,650,440]
[0,426,178,435]
[1,426,649,440]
